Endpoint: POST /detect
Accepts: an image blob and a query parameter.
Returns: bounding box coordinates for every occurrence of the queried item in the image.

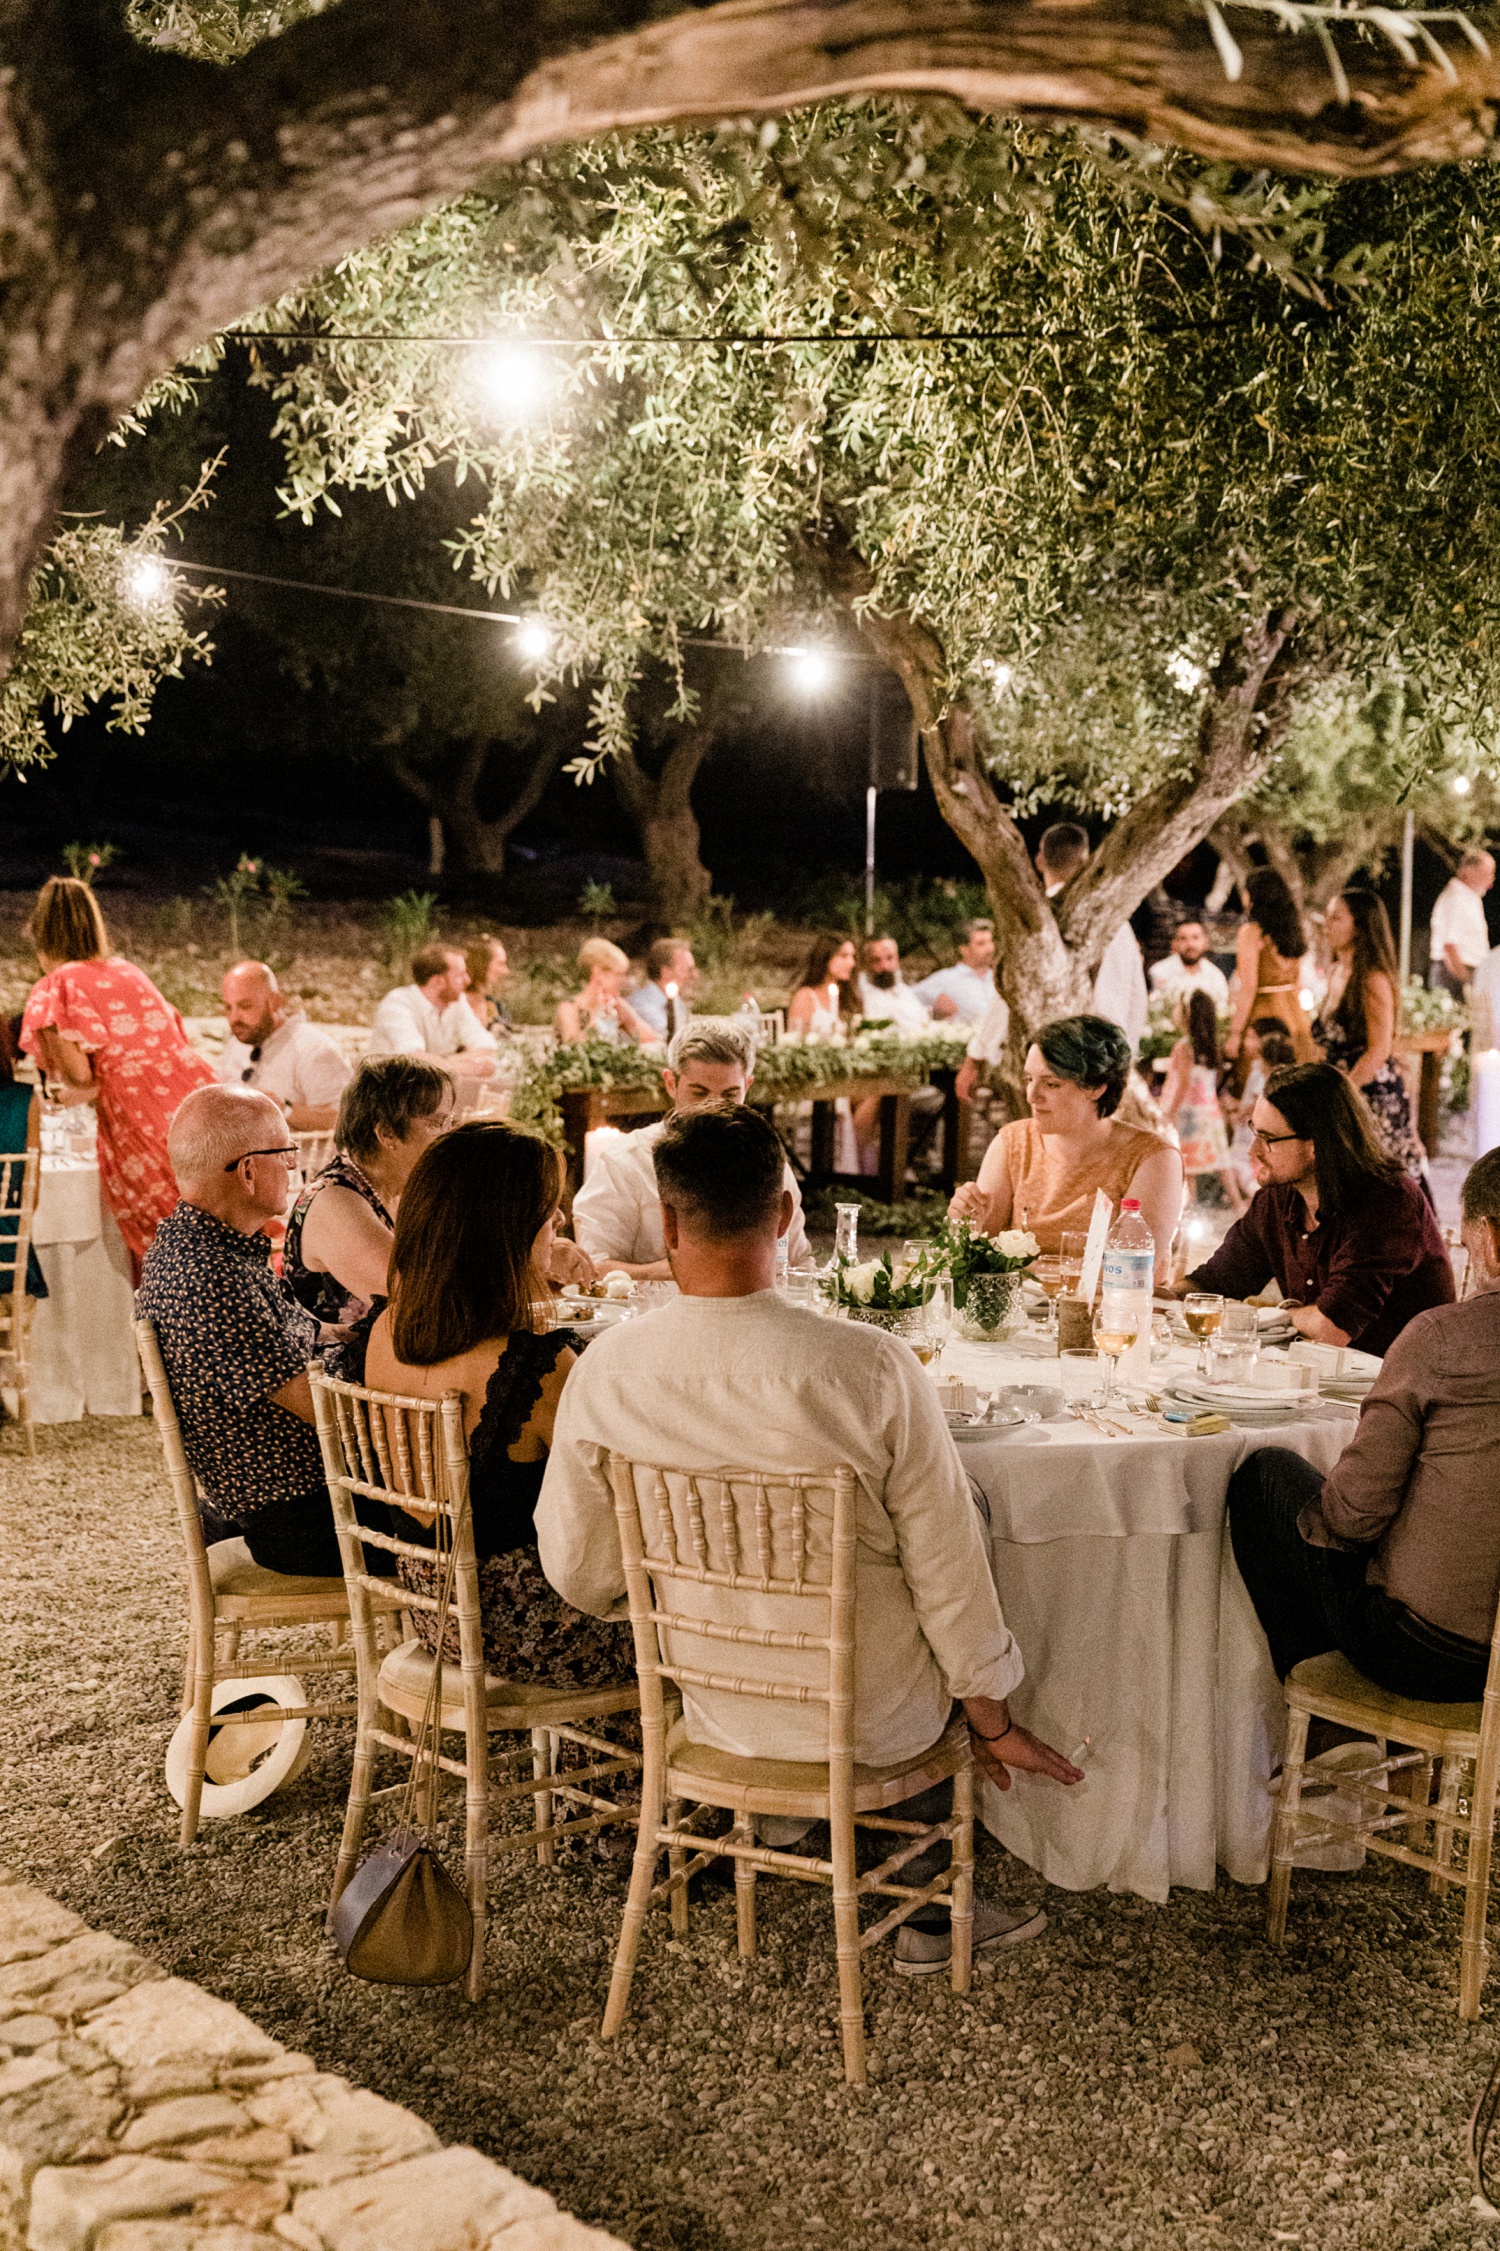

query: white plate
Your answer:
[947,1407,1028,1443]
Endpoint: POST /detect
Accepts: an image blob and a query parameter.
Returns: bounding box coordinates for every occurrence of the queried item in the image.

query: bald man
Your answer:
[217,962,352,1131]
[136,1085,341,1576]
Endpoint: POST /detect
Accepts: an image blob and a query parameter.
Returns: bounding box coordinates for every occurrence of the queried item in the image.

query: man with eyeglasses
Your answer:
[137,1085,342,1576]
[216,961,351,1131]
[1176,1061,1452,1359]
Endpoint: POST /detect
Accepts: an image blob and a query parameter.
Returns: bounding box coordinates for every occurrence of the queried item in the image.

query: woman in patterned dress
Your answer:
[1313,887,1426,1178]
[282,1055,454,1379]
[365,1120,635,1688]
[20,878,213,1275]
[1159,989,1246,1216]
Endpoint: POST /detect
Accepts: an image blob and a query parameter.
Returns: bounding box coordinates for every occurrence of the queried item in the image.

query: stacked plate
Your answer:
[944,1404,1027,1445]
[1316,1347,1381,1403]
[1162,1377,1307,1427]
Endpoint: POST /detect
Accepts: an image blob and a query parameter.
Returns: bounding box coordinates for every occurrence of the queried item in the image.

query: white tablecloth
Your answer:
[28,1157,141,1423]
[943,1339,1356,1902]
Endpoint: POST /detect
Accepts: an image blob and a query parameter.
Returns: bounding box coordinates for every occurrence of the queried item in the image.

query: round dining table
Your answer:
[941,1334,1360,1903]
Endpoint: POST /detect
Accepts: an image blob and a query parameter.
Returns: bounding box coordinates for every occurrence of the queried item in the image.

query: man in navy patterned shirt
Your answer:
[137,1085,341,1575]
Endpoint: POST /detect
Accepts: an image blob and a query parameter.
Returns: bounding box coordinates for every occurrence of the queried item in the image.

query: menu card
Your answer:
[1077,1189,1112,1307]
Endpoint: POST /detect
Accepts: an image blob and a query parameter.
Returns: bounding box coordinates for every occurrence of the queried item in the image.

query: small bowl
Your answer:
[996,1383,1065,1421]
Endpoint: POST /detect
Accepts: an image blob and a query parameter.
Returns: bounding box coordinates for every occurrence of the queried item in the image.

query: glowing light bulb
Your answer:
[1452,774,1473,796]
[787,648,835,694]
[515,619,553,662]
[476,342,549,418]
[123,554,170,605]
[985,660,1014,692]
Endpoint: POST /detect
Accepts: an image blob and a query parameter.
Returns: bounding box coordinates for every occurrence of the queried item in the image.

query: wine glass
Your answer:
[1182,1290,1224,1376]
[1033,1256,1066,1340]
[900,1237,929,1290]
[1091,1302,1141,1411]
[921,1273,955,1361]
[1059,1230,1088,1298]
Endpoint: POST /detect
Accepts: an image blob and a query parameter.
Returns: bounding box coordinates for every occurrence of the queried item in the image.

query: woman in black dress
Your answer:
[365,1120,635,1688]
[1314,887,1425,1177]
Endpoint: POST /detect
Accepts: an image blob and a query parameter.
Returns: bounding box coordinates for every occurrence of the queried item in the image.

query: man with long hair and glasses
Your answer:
[1179,1062,1453,1357]
[1228,1149,1500,1703]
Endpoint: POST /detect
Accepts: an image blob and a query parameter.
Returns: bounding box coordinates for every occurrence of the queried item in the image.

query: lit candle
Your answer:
[1475,1049,1500,1158]
[582,1123,625,1180]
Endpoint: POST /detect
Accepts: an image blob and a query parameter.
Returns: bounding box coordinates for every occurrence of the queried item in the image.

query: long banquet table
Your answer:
[942,1337,1357,1903]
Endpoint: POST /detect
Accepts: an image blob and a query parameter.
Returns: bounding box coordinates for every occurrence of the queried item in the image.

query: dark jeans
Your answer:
[203,1490,344,1577]
[1227,1447,1488,1701]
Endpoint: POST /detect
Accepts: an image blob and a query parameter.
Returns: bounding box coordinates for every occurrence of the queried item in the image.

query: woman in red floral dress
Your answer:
[21,878,214,1274]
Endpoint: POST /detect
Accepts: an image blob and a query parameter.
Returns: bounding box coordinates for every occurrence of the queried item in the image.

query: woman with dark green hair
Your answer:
[949,1012,1183,1282]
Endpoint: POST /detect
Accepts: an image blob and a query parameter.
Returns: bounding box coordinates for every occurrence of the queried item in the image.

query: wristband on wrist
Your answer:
[969,1716,1014,1745]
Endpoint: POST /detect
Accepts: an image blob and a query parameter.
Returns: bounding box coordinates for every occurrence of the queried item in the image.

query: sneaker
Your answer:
[893,1899,1046,1976]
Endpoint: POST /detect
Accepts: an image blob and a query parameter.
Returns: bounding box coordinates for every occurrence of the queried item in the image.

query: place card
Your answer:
[1077,1189,1112,1307]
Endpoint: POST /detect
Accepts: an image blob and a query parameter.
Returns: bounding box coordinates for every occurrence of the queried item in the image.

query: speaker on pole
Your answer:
[868,673,919,792]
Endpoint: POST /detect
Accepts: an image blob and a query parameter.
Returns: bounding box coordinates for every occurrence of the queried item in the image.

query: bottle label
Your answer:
[1102,1246,1153,1297]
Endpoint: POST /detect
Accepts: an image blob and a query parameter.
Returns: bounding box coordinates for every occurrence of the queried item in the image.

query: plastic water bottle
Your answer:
[1100,1198,1155,1386]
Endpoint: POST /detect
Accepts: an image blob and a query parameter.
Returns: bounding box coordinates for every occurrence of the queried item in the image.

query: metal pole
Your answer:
[864,787,877,936]
[1399,807,1415,990]
[865,675,878,935]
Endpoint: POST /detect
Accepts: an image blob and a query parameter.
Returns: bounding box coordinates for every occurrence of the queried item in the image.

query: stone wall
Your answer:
[0,1867,629,2251]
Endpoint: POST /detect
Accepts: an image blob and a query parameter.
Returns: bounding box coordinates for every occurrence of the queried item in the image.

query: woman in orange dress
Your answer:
[1224,868,1317,1067]
[20,878,214,1274]
[949,1013,1183,1284]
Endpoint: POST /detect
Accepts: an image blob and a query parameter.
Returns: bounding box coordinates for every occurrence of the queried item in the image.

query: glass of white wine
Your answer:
[1091,1303,1140,1411]
[1182,1291,1224,1376]
[1033,1256,1066,1340]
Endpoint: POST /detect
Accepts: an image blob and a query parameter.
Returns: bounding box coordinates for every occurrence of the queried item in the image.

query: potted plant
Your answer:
[929,1217,1040,1333]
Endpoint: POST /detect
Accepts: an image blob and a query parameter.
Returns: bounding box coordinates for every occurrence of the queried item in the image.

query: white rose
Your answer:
[845,1258,884,1305]
[993,1229,1040,1261]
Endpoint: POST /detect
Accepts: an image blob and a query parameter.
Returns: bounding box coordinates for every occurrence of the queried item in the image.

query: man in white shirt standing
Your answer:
[573,1021,810,1278]
[856,934,932,1035]
[366,942,498,1079]
[1147,918,1231,1011]
[1038,823,1148,1052]
[537,1104,1081,1970]
[1429,849,1496,997]
[913,919,998,1024]
[627,937,699,1042]
[216,962,352,1130]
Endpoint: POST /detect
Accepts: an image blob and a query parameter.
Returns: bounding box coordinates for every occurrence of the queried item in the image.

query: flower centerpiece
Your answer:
[822,1250,929,1328]
[930,1216,1040,1333]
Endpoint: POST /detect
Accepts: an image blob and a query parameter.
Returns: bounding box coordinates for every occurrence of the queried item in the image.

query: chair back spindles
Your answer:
[0,1148,42,1454]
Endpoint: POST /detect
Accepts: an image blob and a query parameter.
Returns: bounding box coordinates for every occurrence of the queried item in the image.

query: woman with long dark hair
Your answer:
[1314,887,1424,1175]
[1225,868,1317,1067]
[1160,988,1244,1214]
[1182,1061,1452,1355]
[786,932,860,1035]
[364,1121,634,1686]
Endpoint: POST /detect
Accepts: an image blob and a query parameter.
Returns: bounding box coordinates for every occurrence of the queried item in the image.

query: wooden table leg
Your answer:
[1418,1049,1443,1157]
[560,1088,603,1214]
[809,1099,836,1181]
[876,1093,911,1204]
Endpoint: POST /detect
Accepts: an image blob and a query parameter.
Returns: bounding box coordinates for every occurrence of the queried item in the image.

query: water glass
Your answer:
[921,1273,955,1352]
[1059,1349,1100,1411]
[1222,1302,1259,1342]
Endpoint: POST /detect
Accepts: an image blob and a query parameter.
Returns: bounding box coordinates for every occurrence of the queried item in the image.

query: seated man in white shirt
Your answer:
[538,1104,1082,1971]
[1147,919,1230,1011]
[628,937,698,1043]
[216,962,353,1130]
[573,1021,810,1279]
[366,942,498,1080]
[913,919,998,1024]
[856,934,932,1035]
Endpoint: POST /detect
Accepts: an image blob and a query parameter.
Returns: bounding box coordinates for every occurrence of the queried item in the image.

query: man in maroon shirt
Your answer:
[1184,1063,1452,1357]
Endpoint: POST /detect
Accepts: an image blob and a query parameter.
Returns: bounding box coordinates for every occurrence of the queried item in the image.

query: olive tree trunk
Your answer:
[387,733,563,878]
[612,719,716,925]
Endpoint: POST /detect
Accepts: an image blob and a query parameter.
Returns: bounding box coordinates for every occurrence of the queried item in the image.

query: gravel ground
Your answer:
[3,1416,1498,2251]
